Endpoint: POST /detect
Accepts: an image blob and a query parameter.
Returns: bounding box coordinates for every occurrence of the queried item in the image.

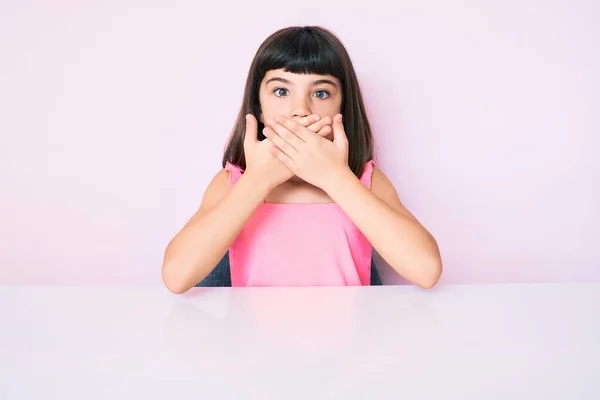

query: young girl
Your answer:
[162,26,442,293]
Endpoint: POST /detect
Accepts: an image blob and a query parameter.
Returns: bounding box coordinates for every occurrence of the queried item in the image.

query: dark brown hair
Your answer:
[222,26,374,177]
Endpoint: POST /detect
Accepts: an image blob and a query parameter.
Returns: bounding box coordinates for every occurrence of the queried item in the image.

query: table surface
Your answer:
[1,283,599,399]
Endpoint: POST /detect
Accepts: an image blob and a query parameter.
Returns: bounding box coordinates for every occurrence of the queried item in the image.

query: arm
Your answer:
[262,114,442,288]
[161,169,271,294]
[162,113,331,293]
[326,167,442,289]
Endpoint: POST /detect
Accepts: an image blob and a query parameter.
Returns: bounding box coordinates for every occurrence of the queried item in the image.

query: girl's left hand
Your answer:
[263,114,350,190]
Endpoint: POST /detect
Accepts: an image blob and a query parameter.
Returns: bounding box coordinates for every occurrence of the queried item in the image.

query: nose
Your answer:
[290,95,311,119]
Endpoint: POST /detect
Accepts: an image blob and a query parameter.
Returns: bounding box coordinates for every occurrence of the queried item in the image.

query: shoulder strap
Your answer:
[359,160,376,189]
[224,162,244,189]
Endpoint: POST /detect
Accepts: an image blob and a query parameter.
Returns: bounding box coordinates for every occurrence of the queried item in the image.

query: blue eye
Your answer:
[314,90,330,99]
[274,88,289,97]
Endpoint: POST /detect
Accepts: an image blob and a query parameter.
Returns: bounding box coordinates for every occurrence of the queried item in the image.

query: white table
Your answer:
[1,284,599,399]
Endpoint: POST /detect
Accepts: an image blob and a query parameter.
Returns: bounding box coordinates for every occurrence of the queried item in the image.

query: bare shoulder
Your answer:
[370,167,415,218]
[370,167,398,200]
[196,168,230,215]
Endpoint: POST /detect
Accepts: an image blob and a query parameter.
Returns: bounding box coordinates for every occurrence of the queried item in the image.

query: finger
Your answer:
[263,126,299,155]
[316,125,332,137]
[306,116,333,133]
[244,114,258,146]
[269,145,296,172]
[267,117,308,146]
[332,114,348,147]
[272,115,313,143]
[296,114,322,127]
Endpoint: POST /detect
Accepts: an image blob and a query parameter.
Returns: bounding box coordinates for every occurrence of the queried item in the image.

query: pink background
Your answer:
[1,1,598,285]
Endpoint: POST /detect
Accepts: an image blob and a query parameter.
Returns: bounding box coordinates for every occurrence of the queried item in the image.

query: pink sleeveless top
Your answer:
[226,161,376,287]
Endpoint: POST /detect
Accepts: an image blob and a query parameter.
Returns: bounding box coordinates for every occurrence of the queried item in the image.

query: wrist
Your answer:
[321,166,356,196]
[239,171,273,199]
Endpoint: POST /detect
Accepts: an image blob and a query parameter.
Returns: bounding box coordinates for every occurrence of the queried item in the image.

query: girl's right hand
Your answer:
[243,113,331,190]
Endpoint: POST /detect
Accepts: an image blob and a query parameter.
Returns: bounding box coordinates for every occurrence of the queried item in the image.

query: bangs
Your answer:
[256,28,344,79]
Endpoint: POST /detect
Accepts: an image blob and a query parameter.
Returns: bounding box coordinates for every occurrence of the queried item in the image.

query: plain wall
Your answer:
[1,0,598,285]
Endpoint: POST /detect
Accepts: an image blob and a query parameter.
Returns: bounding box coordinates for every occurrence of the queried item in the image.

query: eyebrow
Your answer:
[265,77,338,88]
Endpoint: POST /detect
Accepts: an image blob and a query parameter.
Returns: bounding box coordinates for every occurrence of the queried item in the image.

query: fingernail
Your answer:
[313,115,321,121]
[246,114,251,122]
[337,114,343,123]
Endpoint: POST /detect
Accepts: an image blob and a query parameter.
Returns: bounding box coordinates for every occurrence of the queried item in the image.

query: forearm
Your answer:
[326,170,442,288]
[162,173,270,293]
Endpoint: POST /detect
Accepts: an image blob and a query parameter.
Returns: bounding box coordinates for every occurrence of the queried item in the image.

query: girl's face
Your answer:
[258,69,342,139]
